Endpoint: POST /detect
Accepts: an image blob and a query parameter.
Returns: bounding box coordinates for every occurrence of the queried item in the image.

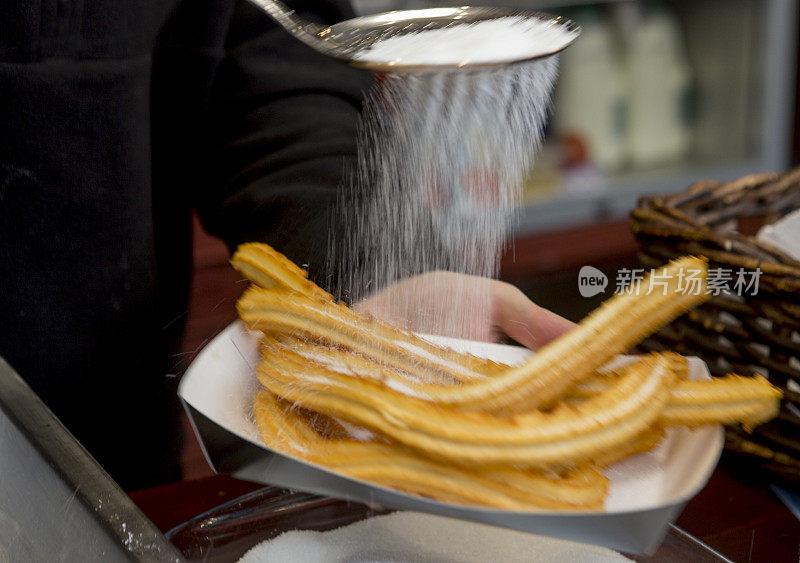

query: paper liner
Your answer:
[179,321,723,554]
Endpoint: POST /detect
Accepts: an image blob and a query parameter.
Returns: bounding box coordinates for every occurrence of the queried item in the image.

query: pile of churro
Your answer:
[232,243,782,511]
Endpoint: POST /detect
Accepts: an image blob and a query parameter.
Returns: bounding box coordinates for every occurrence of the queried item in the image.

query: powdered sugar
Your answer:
[354,16,577,66]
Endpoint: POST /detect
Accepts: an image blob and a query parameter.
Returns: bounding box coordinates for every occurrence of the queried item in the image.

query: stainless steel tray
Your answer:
[0,357,183,562]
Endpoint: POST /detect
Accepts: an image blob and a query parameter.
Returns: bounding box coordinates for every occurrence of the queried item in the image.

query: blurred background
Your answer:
[181,0,799,471]
[490,0,800,320]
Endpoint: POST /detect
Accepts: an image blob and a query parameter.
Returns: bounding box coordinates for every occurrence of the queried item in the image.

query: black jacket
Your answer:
[0,0,371,489]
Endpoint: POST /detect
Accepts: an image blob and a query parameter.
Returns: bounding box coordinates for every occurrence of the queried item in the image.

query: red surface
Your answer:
[675,458,800,561]
[500,219,638,277]
[179,215,242,480]
[129,458,800,561]
[129,475,262,534]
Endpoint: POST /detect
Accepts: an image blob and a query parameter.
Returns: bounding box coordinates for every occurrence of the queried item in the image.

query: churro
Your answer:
[231,242,334,302]
[237,255,708,413]
[660,374,781,429]
[232,244,503,378]
[257,349,674,467]
[229,242,782,512]
[568,369,780,429]
[591,426,665,468]
[254,391,607,511]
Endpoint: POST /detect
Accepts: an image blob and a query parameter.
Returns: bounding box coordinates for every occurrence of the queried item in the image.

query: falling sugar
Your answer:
[331,51,560,340]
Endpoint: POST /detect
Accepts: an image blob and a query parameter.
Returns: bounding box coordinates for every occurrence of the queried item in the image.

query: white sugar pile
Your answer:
[238,511,630,562]
[331,56,559,339]
[354,16,577,66]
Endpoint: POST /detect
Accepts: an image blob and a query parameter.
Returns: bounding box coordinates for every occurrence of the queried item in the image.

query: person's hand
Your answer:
[354,271,574,350]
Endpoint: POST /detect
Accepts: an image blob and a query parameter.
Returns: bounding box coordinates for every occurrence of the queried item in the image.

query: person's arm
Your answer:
[197,0,373,283]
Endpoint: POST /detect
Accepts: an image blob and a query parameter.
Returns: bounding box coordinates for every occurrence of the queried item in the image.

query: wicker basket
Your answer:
[630,168,800,485]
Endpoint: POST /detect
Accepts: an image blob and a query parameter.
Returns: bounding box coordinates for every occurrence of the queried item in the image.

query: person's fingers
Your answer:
[355,273,573,348]
[354,272,496,341]
[493,283,574,350]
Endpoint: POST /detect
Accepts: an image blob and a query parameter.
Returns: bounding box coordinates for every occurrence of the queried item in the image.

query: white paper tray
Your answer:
[179,321,723,554]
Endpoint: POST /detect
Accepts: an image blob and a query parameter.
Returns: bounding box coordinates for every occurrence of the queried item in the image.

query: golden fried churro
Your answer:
[253,391,607,511]
[568,354,688,400]
[238,257,708,413]
[231,243,334,301]
[232,243,503,377]
[591,426,666,468]
[660,374,781,429]
[239,288,488,383]
[230,242,782,512]
[567,369,781,430]
[257,348,674,467]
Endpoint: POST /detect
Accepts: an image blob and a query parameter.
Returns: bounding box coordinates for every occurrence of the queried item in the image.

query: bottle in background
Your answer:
[622,0,692,168]
[554,6,627,173]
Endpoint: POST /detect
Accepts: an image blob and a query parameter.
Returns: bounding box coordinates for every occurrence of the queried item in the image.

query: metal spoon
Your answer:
[249,1,579,72]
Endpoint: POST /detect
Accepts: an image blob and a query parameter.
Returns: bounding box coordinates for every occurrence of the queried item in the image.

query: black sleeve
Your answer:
[197,0,373,286]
